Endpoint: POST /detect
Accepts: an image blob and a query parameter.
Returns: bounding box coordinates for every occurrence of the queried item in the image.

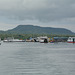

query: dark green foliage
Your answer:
[0,33,75,40]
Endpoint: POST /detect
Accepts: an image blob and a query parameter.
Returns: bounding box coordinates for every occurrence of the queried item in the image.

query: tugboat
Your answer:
[67,37,75,43]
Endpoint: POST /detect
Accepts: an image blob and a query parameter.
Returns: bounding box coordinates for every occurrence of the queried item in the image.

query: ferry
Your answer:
[67,37,75,43]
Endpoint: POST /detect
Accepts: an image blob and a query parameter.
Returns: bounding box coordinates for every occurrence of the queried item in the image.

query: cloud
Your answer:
[0,0,75,22]
[0,22,17,30]
[0,0,75,32]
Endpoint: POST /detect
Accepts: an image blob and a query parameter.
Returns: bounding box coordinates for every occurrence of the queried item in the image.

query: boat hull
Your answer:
[3,40,25,42]
[68,42,75,43]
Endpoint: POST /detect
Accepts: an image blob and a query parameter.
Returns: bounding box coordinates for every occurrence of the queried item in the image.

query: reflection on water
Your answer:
[0,42,75,75]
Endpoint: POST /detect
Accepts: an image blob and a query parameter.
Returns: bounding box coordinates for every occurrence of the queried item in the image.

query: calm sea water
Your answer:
[0,42,75,75]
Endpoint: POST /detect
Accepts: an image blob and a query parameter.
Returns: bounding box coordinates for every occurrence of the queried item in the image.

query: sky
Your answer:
[0,0,75,32]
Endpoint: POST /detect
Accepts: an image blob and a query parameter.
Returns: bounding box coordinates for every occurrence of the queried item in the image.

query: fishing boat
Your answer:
[67,37,75,43]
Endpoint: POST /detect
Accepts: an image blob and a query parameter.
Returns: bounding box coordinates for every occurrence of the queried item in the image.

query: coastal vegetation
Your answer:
[0,33,75,40]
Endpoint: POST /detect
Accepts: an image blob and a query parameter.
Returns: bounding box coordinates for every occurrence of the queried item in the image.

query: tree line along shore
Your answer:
[0,34,75,40]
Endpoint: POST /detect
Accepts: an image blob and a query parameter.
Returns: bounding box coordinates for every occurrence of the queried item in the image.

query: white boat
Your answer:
[3,37,25,42]
[67,37,75,43]
[38,36,48,43]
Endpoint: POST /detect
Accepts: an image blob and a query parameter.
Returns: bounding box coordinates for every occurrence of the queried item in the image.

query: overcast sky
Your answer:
[0,0,75,32]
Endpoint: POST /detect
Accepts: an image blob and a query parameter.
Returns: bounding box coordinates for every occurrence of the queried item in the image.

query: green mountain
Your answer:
[5,25,75,35]
[0,30,5,34]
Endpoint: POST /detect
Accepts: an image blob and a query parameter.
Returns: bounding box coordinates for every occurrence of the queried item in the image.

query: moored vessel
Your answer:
[3,37,25,42]
[38,36,48,43]
[67,37,75,43]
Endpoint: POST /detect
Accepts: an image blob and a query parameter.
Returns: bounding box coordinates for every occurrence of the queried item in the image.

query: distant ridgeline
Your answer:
[0,25,75,35]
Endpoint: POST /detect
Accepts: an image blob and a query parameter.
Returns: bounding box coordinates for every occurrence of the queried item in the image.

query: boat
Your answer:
[3,37,25,42]
[67,37,75,43]
[38,36,48,43]
[26,37,34,42]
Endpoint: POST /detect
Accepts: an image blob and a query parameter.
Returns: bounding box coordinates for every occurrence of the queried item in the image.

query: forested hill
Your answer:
[5,25,75,35]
